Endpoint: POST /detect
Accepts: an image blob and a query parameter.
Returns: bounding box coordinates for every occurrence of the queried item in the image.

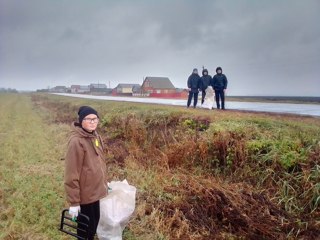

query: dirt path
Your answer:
[0,94,69,239]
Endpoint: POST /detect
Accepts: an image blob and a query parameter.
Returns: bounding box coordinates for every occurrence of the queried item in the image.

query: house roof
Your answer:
[53,86,67,89]
[116,83,141,88]
[80,85,90,90]
[90,83,107,88]
[144,77,175,89]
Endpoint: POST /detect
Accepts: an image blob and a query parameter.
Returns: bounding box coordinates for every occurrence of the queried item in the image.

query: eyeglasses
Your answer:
[83,118,99,123]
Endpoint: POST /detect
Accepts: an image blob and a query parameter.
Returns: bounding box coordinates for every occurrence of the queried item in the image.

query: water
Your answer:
[54,93,320,117]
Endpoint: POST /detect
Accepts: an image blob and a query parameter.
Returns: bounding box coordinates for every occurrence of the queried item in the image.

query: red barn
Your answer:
[142,77,175,94]
[141,77,187,99]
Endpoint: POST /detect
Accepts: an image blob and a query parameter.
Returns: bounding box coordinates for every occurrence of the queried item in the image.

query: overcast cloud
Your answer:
[1,0,319,96]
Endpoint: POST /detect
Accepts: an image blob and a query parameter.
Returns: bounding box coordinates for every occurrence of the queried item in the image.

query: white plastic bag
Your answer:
[201,86,215,109]
[97,179,136,240]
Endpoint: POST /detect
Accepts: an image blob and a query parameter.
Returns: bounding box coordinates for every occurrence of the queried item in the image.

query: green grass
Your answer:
[0,94,69,239]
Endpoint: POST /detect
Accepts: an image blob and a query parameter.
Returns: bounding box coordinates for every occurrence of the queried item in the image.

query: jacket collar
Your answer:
[71,122,96,138]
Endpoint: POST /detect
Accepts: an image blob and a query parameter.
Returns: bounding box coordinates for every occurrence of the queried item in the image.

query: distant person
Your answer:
[212,67,228,109]
[65,106,107,240]
[187,68,201,108]
[200,69,212,104]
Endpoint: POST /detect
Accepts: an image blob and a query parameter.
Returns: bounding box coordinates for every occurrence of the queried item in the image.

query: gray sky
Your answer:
[1,0,319,96]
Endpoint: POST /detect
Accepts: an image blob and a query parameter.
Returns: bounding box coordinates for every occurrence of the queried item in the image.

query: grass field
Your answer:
[0,93,319,239]
[0,94,70,239]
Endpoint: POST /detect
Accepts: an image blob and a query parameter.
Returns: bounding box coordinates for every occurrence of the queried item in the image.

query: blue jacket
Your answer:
[187,73,201,93]
[200,75,212,91]
[212,73,228,90]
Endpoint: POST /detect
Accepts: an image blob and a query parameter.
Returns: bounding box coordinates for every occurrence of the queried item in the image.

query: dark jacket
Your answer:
[200,75,212,91]
[65,122,107,206]
[187,73,201,93]
[212,73,228,90]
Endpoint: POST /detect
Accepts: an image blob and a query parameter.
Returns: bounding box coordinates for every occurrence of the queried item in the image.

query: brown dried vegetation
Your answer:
[32,94,320,240]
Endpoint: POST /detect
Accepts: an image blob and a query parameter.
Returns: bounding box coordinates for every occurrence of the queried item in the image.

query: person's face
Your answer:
[204,72,208,75]
[81,114,99,132]
[217,70,222,74]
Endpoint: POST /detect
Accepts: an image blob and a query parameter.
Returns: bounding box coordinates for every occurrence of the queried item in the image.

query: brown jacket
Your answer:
[64,122,107,205]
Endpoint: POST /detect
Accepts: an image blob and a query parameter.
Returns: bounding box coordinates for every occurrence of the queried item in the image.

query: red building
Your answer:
[141,77,187,98]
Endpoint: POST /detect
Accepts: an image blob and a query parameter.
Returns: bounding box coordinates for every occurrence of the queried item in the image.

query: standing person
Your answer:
[200,68,212,104]
[64,106,107,240]
[212,67,228,109]
[187,68,201,108]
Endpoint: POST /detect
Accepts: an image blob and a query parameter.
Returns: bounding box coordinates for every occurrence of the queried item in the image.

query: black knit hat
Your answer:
[216,67,222,73]
[78,106,99,123]
[202,69,208,75]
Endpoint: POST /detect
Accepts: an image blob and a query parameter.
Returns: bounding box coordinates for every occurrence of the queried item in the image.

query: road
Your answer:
[54,93,320,117]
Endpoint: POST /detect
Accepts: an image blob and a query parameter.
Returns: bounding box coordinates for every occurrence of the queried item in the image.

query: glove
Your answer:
[69,206,80,219]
